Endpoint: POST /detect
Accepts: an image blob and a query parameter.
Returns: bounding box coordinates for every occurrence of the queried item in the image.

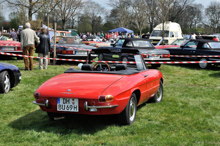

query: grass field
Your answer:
[0,57,220,145]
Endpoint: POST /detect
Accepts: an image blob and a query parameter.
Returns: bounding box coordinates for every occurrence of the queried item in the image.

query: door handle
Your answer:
[144,74,148,77]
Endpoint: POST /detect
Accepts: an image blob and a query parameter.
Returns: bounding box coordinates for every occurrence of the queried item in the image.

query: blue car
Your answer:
[0,63,21,93]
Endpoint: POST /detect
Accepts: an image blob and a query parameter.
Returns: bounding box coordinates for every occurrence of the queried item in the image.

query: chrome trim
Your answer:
[45,100,49,108]
[33,101,45,106]
[84,101,118,111]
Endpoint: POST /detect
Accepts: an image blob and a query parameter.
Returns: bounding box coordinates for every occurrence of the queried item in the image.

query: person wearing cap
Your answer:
[21,22,40,71]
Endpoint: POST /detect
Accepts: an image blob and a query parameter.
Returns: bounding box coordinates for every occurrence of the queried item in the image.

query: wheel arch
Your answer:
[132,89,141,105]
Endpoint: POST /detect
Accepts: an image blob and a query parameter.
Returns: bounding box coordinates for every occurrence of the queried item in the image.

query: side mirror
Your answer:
[111,44,115,47]
[172,35,174,37]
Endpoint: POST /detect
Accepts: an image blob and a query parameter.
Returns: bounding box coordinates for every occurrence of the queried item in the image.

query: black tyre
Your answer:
[98,53,103,61]
[118,93,137,125]
[199,58,211,69]
[0,71,11,94]
[122,57,128,62]
[151,64,161,68]
[150,81,163,103]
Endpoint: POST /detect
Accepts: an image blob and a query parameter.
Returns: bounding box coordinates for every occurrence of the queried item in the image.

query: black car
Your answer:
[0,63,21,93]
[97,38,170,68]
[165,39,220,69]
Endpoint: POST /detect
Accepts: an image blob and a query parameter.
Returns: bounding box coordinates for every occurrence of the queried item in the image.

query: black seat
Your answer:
[81,64,93,71]
[115,64,127,71]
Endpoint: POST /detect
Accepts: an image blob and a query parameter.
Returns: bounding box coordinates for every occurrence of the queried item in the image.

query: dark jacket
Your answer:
[36,33,51,54]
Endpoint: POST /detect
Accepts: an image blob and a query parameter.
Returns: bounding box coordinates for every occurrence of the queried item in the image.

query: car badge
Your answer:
[67,89,71,92]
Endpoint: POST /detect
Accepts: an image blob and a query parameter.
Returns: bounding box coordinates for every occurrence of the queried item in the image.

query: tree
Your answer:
[55,0,83,29]
[145,0,158,32]
[9,12,19,29]
[154,0,174,39]
[83,0,105,33]
[109,0,132,28]
[3,0,60,21]
[0,4,5,29]
[131,0,148,35]
[205,1,220,33]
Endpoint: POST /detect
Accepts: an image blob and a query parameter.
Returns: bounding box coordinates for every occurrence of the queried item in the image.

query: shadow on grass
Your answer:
[209,72,220,78]
[8,109,119,135]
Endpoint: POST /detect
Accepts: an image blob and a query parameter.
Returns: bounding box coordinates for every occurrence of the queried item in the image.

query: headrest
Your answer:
[81,64,92,71]
[115,64,127,71]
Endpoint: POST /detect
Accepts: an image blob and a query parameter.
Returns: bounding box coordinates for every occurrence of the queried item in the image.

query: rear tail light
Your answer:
[99,95,114,103]
[142,54,148,58]
[162,54,170,58]
[62,50,74,54]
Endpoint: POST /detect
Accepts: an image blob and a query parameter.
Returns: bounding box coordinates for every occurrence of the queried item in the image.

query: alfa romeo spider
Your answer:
[33,48,164,125]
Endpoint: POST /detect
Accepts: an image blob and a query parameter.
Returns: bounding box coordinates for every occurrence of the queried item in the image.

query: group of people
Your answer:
[20,22,50,71]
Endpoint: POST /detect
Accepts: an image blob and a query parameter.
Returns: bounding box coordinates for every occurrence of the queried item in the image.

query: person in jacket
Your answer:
[36,27,51,69]
[21,22,40,71]
[10,28,18,41]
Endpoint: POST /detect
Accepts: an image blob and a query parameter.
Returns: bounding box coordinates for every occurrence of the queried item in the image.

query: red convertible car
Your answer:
[33,48,164,125]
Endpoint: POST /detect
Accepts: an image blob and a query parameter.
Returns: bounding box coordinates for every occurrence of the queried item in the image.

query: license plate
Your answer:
[149,55,160,58]
[112,55,119,58]
[1,47,15,51]
[76,51,87,55]
[57,98,79,112]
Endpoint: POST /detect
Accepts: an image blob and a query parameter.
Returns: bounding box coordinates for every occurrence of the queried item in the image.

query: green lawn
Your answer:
[0,58,220,145]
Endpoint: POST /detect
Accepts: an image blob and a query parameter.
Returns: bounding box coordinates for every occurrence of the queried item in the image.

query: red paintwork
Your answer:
[155,44,180,49]
[34,69,163,115]
[0,40,22,53]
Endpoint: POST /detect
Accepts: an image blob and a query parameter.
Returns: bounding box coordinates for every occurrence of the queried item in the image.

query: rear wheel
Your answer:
[98,53,103,61]
[118,93,137,125]
[122,57,128,62]
[150,81,163,103]
[199,58,211,69]
[0,71,11,94]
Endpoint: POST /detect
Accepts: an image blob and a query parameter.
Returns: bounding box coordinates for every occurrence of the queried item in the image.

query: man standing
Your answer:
[10,28,18,41]
[21,22,40,71]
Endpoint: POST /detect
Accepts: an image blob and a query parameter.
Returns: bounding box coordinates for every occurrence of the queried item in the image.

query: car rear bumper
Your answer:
[57,54,97,59]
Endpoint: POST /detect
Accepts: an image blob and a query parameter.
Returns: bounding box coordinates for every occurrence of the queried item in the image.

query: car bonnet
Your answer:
[36,73,123,99]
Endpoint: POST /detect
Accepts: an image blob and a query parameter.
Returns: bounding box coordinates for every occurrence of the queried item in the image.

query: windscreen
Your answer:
[151,30,169,37]
[208,42,220,49]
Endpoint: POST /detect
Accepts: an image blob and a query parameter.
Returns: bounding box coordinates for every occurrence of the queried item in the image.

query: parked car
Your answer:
[97,38,170,68]
[0,63,21,93]
[155,39,189,49]
[0,40,23,60]
[33,48,164,125]
[201,35,220,41]
[165,39,220,69]
[50,36,96,64]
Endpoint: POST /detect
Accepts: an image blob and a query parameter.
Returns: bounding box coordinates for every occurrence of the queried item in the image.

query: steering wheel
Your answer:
[92,62,110,71]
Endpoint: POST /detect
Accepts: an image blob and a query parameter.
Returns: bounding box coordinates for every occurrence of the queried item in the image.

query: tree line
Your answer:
[1,0,220,35]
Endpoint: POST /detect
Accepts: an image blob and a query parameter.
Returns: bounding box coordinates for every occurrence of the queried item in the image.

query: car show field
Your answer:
[0,57,219,145]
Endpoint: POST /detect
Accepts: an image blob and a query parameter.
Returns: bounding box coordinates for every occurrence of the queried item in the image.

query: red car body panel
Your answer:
[0,40,22,54]
[155,44,180,49]
[34,70,163,115]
